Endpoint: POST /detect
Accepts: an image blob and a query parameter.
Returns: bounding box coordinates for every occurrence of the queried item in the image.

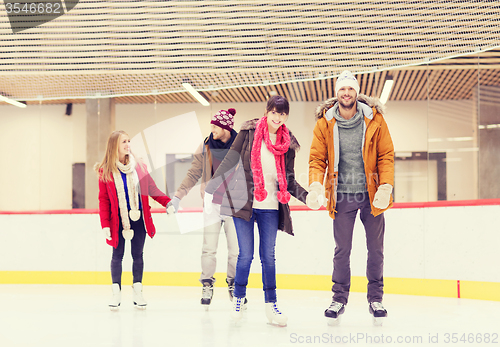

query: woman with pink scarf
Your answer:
[204,96,308,326]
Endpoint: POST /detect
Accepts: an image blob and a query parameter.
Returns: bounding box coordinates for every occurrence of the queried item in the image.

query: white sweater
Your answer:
[253,133,279,210]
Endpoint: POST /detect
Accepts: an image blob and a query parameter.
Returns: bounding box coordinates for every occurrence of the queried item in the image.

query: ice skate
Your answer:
[324,300,345,326]
[201,280,214,310]
[369,302,387,326]
[132,282,147,309]
[109,283,121,311]
[265,302,288,327]
[226,278,248,309]
[226,278,235,301]
[231,296,245,322]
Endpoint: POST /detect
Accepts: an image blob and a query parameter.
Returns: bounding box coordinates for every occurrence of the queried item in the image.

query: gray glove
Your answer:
[170,196,181,213]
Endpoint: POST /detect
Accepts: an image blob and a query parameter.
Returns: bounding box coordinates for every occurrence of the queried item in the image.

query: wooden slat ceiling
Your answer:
[14,50,500,106]
[1,0,500,105]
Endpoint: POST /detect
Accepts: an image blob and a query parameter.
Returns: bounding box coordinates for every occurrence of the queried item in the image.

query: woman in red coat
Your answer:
[95,130,171,310]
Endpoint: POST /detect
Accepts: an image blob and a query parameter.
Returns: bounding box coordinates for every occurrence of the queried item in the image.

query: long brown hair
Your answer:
[94,130,130,182]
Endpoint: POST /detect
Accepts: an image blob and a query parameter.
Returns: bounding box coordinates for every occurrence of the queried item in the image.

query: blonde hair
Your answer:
[94,130,131,182]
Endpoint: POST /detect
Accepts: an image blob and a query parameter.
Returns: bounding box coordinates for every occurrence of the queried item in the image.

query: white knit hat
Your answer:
[335,70,360,96]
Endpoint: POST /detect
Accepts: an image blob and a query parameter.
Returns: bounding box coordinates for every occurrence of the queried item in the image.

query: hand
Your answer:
[102,227,112,241]
[306,182,326,210]
[204,192,214,214]
[171,196,181,212]
[166,202,176,215]
[372,184,393,209]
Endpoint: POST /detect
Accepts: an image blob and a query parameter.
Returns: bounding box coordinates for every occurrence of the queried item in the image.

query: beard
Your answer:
[338,97,356,110]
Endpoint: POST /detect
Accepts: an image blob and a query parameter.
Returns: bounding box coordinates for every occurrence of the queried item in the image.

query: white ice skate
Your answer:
[324,301,345,326]
[226,279,248,309]
[109,283,121,311]
[265,302,288,327]
[133,282,147,309]
[231,296,245,322]
[369,302,387,326]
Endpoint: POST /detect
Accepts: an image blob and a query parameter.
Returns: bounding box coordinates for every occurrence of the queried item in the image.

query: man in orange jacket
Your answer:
[307,70,395,326]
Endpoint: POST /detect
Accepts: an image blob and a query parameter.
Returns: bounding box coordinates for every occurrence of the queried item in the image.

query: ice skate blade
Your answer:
[109,306,120,311]
[372,317,385,326]
[327,316,342,326]
[134,304,147,310]
[203,305,209,311]
[230,313,243,323]
[231,320,243,327]
[267,320,287,327]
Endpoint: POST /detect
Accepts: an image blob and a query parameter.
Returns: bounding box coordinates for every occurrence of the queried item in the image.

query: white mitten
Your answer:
[103,227,112,241]
[306,182,326,210]
[204,192,214,214]
[372,184,393,209]
[122,229,134,240]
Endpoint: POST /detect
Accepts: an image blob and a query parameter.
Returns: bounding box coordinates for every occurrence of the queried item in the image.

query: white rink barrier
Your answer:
[0,201,499,300]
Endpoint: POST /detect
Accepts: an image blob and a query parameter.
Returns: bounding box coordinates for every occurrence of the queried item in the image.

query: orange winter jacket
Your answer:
[309,94,395,219]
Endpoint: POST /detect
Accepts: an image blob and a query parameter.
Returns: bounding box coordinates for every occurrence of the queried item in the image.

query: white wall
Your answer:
[0,103,87,211]
[1,205,499,283]
[0,98,476,211]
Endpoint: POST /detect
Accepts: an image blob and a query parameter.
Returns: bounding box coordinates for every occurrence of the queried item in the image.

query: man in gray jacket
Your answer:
[171,108,239,308]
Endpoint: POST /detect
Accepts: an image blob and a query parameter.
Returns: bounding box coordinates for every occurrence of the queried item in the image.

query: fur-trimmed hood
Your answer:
[240,118,300,151]
[314,94,385,121]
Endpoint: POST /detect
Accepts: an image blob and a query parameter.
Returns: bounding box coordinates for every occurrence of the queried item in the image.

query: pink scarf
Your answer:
[251,116,291,204]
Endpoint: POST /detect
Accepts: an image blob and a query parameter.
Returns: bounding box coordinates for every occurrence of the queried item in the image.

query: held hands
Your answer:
[372,184,393,209]
[102,227,112,241]
[171,196,181,212]
[306,182,327,210]
[203,192,214,214]
[166,201,176,215]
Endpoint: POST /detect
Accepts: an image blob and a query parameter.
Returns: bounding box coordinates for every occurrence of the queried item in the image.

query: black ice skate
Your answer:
[201,280,214,310]
[324,300,345,326]
[369,302,387,326]
[227,278,235,301]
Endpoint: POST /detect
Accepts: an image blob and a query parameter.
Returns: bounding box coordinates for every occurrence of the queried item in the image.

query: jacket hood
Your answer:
[240,118,300,151]
[314,94,385,121]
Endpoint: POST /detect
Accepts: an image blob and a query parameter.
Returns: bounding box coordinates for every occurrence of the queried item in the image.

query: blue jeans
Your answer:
[232,209,279,303]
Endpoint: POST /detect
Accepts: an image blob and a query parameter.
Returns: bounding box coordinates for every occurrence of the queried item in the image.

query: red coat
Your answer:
[98,162,171,248]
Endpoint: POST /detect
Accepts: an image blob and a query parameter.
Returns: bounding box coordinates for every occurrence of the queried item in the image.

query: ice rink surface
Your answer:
[0,284,499,347]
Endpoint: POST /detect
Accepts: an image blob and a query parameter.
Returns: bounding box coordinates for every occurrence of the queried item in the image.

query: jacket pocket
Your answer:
[371,172,379,187]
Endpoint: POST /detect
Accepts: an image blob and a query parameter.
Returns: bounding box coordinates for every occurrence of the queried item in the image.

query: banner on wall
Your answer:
[130,111,205,234]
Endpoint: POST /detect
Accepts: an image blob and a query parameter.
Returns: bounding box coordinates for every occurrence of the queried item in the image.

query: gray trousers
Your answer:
[199,204,238,284]
[332,192,385,304]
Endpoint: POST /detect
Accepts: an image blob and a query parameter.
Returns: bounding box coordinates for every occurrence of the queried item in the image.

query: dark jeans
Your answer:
[232,209,279,303]
[111,214,147,286]
[332,192,385,304]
